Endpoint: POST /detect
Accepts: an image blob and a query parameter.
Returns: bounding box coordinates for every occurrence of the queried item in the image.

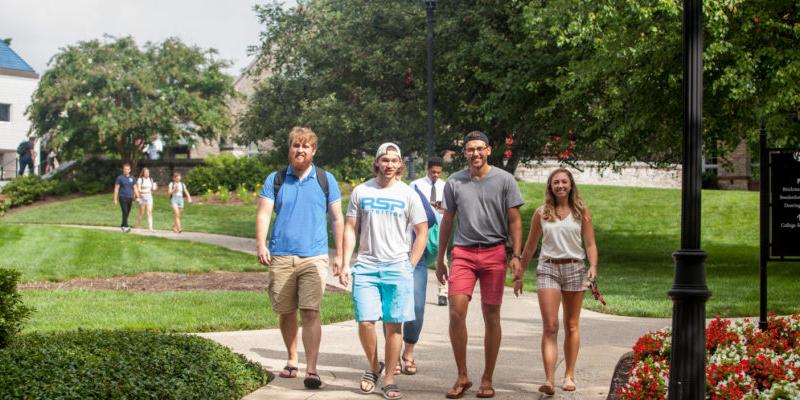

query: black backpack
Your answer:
[16,141,28,156]
[273,166,330,209]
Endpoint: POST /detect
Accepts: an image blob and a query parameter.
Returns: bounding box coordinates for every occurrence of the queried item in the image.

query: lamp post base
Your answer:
[668,249,710,400]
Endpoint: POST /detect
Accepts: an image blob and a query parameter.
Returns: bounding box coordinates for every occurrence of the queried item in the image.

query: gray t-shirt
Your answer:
[442,167,524,246]
[347,178,428,265]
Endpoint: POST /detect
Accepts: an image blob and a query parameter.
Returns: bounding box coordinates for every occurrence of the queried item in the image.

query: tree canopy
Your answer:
[28,36,234,167]
[242,0,799,172]
[239,0,556,172]
[524,0,800,164]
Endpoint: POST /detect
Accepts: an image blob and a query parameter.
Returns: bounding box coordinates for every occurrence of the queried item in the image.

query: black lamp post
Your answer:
[668,0,710,398]
[423,0,436,160]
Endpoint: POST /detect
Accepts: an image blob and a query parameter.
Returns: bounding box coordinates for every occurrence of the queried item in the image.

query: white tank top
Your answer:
[539,212,585,260]
[137,177,154,195]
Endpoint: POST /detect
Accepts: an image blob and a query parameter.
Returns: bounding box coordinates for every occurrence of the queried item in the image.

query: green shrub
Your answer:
[0,176,57,207]
[185,154,280,194]
[322,156,373,186]
[0,269,32,348]
[0,330,270,399]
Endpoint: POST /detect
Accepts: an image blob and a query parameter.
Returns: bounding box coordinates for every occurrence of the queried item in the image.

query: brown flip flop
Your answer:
[445,381,473,399]
[476,386,495,398]
[538,384,555,395]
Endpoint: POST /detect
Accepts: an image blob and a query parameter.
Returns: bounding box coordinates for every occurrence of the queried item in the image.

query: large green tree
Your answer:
[28,36,234,168]
[240,0,556,172]
[524,0,800,165]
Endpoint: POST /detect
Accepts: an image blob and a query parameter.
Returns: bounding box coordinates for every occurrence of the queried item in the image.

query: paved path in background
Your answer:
[64,225,671,399]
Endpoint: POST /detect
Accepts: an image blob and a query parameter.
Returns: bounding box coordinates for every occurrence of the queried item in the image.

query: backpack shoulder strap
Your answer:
[273,168,289,199]
[315,166,330,204]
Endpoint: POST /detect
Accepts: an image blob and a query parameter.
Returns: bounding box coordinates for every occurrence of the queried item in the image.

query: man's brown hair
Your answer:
[287,127,318,148]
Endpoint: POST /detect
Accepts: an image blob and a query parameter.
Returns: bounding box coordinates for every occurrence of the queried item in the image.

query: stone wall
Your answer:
[515,161,682,189]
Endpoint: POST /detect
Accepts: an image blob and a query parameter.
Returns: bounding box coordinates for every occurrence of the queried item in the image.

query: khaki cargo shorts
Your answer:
[268,255,329,314]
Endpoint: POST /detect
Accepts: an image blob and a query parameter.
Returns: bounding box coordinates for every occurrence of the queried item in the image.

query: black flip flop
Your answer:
[303,372,322,389]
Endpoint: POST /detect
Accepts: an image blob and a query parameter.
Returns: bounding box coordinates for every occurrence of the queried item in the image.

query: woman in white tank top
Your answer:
[135,167,157,231]
[516,168,599,395]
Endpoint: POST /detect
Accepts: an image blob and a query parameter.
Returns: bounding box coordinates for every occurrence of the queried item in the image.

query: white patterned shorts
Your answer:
[536,260,587,292]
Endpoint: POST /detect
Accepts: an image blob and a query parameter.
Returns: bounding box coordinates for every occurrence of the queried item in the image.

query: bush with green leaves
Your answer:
[0,176,57,207]
[322,156,374,187]
[185,154,281,194]
[0,269,32,348]
[0,330,270,399]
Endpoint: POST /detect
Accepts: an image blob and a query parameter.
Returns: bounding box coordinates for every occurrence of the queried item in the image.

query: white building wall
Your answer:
[0,74,39,178]
[0,74,38,151]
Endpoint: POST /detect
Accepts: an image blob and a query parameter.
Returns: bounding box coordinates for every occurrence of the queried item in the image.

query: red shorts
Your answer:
[448,244,508,305]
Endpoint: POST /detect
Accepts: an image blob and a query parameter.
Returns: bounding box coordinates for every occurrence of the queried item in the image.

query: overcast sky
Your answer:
[2,0,296,78]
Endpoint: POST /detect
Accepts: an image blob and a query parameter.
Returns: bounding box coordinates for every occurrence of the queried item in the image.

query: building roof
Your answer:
[0,41,38,79]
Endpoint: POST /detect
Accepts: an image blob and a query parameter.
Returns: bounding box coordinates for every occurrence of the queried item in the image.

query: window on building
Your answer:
[0,104,9,122]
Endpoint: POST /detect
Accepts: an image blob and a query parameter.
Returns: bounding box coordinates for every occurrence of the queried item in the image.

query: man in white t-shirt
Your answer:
[410,156,448,306]
[340,143,428,400]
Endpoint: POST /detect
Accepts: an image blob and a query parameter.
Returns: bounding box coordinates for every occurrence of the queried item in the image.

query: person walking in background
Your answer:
[436,131,524,399]
[410,156,449,307]
[518,167,598,395]
[340,143,427,400]
[16,137,35,176]
[168,172,191,233]
[256,127,344,390]
[135,167,157,231]
[113,163,136,233]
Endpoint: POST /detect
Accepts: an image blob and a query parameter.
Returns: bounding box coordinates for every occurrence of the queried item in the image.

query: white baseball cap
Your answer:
[375,142,402,159]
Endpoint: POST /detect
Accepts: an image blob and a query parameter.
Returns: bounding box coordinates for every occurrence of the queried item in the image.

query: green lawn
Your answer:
[4,183,798,319]
[516,184,800,318]
[0,224,260,282]
[22,290,353,333]
[3,193,258,237]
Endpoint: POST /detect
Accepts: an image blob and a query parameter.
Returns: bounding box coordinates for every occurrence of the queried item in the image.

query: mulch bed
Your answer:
[606,351,634,400]
[19,271,345,293]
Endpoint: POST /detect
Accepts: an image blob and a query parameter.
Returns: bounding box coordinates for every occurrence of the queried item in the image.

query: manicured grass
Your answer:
[3,193,258,237]
[5,183,797,319]
[516,183,800,318]
[22,290,354,333]
[0,223,260,282]
[3,192,352,239]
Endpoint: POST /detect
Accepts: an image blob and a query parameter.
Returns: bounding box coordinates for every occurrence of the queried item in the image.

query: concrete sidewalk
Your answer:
[200,270,669,400]
[65,225,670,399]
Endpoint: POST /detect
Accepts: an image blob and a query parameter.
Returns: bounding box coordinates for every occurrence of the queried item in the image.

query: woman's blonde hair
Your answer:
[541,168,587,222]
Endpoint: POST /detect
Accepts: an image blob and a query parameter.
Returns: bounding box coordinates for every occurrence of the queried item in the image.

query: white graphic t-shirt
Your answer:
[347,178,427,265]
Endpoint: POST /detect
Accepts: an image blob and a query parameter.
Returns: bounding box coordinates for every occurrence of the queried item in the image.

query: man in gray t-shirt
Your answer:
[436,130,524,399]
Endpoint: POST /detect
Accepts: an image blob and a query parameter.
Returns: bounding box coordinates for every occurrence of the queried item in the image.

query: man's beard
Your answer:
[290,155,312,171]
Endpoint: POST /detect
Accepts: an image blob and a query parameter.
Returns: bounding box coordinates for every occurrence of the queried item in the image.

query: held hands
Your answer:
[257,245,271,266]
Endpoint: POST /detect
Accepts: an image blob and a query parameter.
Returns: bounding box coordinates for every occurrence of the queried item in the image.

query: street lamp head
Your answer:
[422,0,437,10]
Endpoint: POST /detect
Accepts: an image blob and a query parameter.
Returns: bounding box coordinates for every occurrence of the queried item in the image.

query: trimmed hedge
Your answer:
[0,269,32,348]
[0,330,270,399]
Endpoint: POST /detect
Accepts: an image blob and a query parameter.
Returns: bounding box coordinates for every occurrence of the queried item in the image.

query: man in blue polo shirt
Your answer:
[256,127,344,390]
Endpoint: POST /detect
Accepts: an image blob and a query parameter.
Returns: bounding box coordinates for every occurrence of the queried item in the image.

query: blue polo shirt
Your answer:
[116,174,135,199]
[259,165,341,256]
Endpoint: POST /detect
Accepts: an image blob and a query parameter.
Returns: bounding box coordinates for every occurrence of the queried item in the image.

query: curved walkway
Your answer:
[65,225,670,399]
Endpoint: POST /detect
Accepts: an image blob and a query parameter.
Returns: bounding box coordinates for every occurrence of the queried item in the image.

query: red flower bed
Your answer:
[619,312,800,399]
